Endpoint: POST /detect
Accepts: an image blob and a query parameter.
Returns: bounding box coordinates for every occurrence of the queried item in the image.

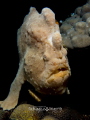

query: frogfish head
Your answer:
[24,31,71,95]
[23,7,71,95]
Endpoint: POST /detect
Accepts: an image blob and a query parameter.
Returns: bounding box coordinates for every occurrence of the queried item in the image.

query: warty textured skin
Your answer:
[0,7,71,110]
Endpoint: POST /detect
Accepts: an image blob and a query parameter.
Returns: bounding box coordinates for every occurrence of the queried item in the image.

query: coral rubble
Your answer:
[10,104,40,120]
[60,0,90,48]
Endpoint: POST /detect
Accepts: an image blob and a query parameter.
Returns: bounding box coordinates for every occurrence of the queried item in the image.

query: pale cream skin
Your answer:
[0,7,71,110]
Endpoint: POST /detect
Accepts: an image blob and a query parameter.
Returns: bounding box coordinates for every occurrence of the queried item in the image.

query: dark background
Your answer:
[0,0,89,115]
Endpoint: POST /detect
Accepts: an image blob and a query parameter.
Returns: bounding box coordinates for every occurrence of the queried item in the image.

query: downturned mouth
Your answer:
[50,68,70,77]
[47,68,70,84]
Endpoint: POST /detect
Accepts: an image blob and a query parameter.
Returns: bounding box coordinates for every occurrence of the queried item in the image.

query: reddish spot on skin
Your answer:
[55,20,59,25]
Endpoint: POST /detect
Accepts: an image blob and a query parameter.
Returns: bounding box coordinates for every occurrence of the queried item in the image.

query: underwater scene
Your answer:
[0,0,90,119]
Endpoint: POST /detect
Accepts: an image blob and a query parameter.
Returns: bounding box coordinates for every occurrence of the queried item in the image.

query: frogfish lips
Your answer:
[47,69,70,84]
